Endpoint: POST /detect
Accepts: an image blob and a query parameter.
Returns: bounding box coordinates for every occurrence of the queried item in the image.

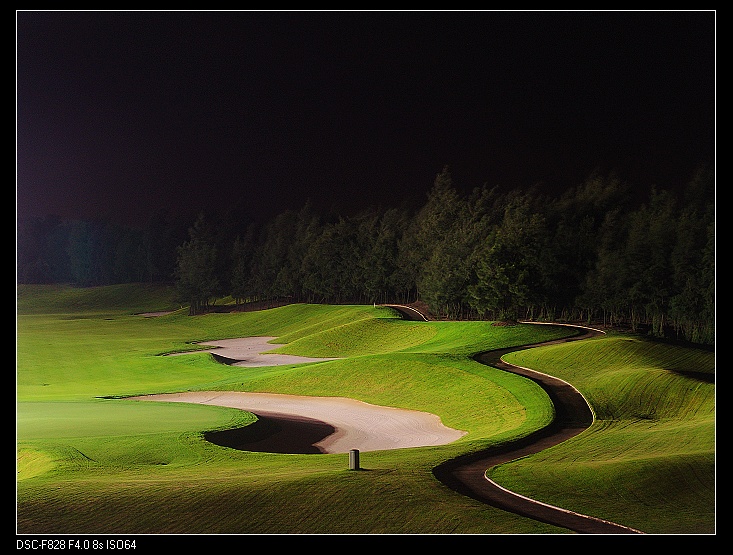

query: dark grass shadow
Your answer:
[204,412,336,454]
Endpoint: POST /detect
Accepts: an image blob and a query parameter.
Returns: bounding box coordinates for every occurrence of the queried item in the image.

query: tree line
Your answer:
[17,166,715,345]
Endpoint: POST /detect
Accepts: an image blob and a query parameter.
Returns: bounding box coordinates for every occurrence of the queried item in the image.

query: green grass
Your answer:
[495,337,715,534]
[16,284,715,534]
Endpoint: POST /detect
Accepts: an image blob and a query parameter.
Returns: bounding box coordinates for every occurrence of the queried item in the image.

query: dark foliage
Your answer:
[17,166,715,345]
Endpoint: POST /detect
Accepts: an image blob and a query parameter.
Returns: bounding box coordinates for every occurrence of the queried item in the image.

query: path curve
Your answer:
[381,304,430,322]
[433,323,643,534]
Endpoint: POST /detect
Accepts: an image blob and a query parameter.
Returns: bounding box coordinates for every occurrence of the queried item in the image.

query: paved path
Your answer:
[433,324,643,534]
[382,307,642,533]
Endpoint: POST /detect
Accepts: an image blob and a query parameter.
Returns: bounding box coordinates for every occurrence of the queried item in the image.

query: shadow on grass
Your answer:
[204,412,336,454]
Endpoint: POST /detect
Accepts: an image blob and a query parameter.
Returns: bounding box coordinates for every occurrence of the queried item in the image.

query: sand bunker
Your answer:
[168,336,339,367]
[131,391,466,454]
[150,337,465,453]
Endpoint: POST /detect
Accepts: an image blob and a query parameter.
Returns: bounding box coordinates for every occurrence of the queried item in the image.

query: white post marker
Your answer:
[349,449,360,470]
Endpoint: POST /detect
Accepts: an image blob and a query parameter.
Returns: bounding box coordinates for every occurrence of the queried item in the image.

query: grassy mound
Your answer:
[497,337,715,533]
[16,284,714,533]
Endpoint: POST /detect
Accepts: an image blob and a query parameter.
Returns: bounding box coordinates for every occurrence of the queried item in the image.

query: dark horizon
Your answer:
[16,10,715,228]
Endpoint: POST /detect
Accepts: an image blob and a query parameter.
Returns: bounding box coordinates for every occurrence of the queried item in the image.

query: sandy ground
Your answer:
[131,390,466,454]
[167,336,339,367]
[139,336,465,453]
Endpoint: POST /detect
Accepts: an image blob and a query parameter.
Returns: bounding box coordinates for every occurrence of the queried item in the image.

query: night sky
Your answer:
[16,10,715,228]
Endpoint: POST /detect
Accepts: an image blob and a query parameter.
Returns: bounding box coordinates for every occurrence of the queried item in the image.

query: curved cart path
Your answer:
[383,306,641,533]
[165,336,340,367]
[433,324,643,534]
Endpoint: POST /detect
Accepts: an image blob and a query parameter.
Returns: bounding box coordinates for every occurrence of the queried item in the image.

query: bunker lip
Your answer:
[204,411,337,454]
[129,390,467,454]
[165,336,339,367]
